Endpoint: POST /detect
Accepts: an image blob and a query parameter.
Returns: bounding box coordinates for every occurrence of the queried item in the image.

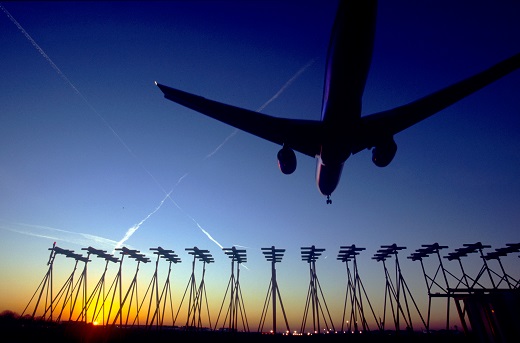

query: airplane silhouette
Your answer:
[156,1,520,204]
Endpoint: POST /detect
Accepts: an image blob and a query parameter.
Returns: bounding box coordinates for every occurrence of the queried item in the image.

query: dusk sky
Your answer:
[1,1,519,332]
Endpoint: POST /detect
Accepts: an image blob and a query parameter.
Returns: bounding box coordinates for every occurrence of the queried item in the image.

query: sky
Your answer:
[1,0,519,333]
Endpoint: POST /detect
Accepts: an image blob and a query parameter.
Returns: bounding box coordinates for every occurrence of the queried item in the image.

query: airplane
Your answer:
[156,0,520,204]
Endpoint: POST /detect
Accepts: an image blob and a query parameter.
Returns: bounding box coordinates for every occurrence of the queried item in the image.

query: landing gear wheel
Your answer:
[326,196,332,204]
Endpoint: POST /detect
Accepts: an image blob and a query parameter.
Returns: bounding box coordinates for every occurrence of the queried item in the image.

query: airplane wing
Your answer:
[353,52,520,153]
[156,82,322,158]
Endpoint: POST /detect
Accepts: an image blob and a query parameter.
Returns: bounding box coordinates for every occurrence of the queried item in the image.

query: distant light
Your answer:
[93,321,99,326]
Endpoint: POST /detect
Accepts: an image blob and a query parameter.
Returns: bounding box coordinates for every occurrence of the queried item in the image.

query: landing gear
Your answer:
[326,195,332,204]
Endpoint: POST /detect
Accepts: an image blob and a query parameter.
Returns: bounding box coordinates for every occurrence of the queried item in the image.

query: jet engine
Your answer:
[277,146,297,174]
[372,138,397,167]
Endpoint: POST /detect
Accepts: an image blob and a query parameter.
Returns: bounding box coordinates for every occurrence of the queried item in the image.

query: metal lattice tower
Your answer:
[80,247,119,325]
[258,246,290,334]
[109,247,150,326]
[443,242,495,290]
[144,247,181,329]
[22,242,88,322]
[443,242,520,337]
[338,244,380,333]
[483,243,520,289]
[408,243,450,331]
[215,247,249,332]
[53,249,90,323]
[300,245,335,334]
[372,244,426,332]
[178,246,214,330]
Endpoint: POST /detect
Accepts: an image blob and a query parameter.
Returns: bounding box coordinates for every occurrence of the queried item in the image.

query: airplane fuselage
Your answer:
[316,0,377,199]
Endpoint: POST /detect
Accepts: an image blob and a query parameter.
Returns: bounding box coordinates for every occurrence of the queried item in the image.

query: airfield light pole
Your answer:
[111,247,150,327]
[106,249,125,326]
[483,243,520,289]
[443,242,520,336]
[179,247,214,330]
[337,245,380,333]
[145,247,181,329]
[214,247,249,332]
[465,242,495,289]
[300,245,335,334]
[258,246,290,334]
[372,244,426,332]
[41,247,88,322]
[53,254,80,322]
[80,247,119,325]
[21,242,63,321]
[67,250,90,322]
[63,251,90,322]
[408,243,450,331]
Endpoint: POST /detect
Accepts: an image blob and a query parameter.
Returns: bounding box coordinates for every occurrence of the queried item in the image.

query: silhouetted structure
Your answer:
[80,247,119,325]
[373,244,426,332]
[443,242,520,342]
[53,249,90,322]
[109,247,150,326]
[21,243,89,322]
[144,247,181,329]
[482,243,520,289]
[215,247,249,332]
[21,241,520,342]
[338,245,380,333]
[177,247,214,330]
[408,243,451,331]
[258,246,290,334]
[300,245,335,334]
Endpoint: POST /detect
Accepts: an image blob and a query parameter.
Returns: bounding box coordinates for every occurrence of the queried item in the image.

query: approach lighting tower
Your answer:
[337,244,380,333]
[483,243,520,289]
[21,243,78,322]
[179,247,214,330]
[408,243,450,331]
[110,247,150,327]
[215,247,249,332]
[443,242,520,339]
[300,245,335,334]
[258,246,290,334]
[80,247,119,325]
[372,244,426,332]
[145,247,181,328]
[53,249,90,323]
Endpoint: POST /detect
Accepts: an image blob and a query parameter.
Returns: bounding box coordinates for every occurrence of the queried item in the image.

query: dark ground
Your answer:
[0,316,475,343]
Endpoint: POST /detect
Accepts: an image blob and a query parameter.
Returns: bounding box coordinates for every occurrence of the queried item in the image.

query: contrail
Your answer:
[169,201,224,249]
[204,129,238,159]
[1,223,121,251]
[127,59,318,246]
[256,58,316,113]
[1,4,80,96]
[204,58,316,159]
[0,3,165,189]
[112,188,175,253]
[4,3,314,251]
[1,3,177,249]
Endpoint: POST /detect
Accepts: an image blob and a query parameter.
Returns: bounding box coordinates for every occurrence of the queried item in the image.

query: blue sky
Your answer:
[1,1,519,332]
